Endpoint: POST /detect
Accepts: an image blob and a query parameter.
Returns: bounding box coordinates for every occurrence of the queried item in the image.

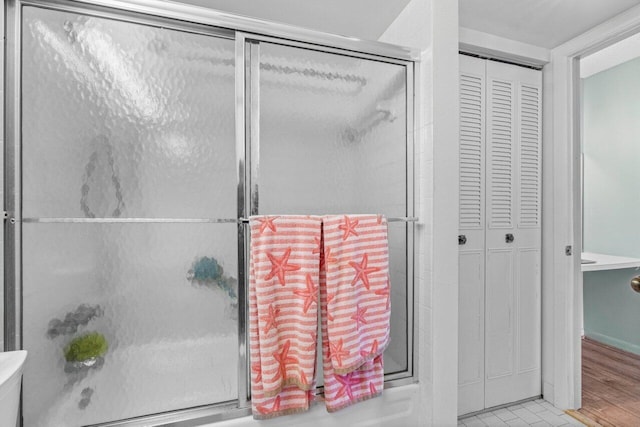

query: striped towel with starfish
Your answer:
[249,215,322,419]
[248,214,390,418]
[320,214,390,411]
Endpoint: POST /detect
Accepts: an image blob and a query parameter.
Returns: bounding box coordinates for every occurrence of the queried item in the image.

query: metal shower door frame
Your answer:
[241,32,417,387]
[4,0,418,425]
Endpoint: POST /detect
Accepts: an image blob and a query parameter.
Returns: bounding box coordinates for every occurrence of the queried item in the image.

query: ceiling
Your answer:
[459,0,640,49]
[169,0,640,54]
[170,0,411,41]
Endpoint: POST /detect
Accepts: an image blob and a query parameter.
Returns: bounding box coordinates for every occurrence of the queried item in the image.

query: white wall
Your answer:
[582,59,640,258]
[1,1,5,353]
[380,0,458,425]
[426,1,459,424]
[379,0,430,50]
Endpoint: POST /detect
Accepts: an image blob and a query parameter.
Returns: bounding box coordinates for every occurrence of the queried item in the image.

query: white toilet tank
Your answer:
[0,351,27,427]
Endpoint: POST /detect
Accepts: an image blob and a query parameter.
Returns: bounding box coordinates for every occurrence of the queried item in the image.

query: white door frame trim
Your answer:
[546,3,640,410]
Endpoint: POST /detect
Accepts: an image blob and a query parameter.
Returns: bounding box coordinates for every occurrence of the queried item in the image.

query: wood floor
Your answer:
[579,337,640,427]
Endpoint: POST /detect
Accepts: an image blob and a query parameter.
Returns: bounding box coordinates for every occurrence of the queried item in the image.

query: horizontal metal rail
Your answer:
[18,216,419,224]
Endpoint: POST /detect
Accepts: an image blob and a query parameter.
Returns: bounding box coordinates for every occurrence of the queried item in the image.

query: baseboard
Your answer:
[584,331,640,356]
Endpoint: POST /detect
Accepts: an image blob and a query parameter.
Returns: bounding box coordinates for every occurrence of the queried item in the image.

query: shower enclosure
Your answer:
[5,1,416,425]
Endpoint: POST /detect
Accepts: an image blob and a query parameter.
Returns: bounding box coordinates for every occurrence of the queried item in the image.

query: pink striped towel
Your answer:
[249,214,391,418]
[322,214,391,374]
[320,214,390,412]
[249,215,321,418]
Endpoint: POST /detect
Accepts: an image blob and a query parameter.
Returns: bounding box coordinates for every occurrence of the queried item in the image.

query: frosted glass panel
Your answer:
[258,43,409,373]
[20,6,238,426]
[22,223,239,426]
[259,43,407,216]
[22,6,236,219]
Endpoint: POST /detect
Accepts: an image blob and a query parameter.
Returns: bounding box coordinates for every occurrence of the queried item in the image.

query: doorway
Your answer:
[546,4,640,419]
[575,39,640,425]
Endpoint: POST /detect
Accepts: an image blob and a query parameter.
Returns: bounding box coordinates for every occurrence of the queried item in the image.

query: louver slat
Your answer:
[519,85,541,227]
[459,73,484,229]
[489,80,513,228]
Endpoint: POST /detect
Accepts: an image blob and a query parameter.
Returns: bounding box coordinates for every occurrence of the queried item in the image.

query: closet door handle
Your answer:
[458,235,467,245]
[505,233,515,243]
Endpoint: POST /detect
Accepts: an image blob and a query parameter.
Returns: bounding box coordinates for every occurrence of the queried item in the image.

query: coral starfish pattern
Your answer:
[334,373,360,401]
[329,338,350,367]
[272,340,299,382]
[252,362,262,383]
[350,306,368,329]
[262,304,280,335]
[257,216,279,233]
[338,215,359,240]
[349,253,380,290]
[293,274,318,314]
[374,355,383,367]
[323,247,337,266]
[374,279,391,309]
[360,339,379,359]
[256,395,281,415]
[265,247,301,286]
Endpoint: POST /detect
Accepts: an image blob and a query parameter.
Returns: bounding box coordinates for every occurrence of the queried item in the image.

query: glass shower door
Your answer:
[20,6,238,426]
[254,41,411,376]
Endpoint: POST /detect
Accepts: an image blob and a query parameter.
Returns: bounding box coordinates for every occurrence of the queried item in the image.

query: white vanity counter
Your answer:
[581,252,640,272]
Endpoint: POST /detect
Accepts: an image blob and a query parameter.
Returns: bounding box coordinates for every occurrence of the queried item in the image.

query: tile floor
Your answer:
[458,399,585,427]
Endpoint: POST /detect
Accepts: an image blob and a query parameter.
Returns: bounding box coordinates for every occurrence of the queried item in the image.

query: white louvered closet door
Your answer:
[484,60,541,408]
[458,54,486,416]
[458,56,542,415]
